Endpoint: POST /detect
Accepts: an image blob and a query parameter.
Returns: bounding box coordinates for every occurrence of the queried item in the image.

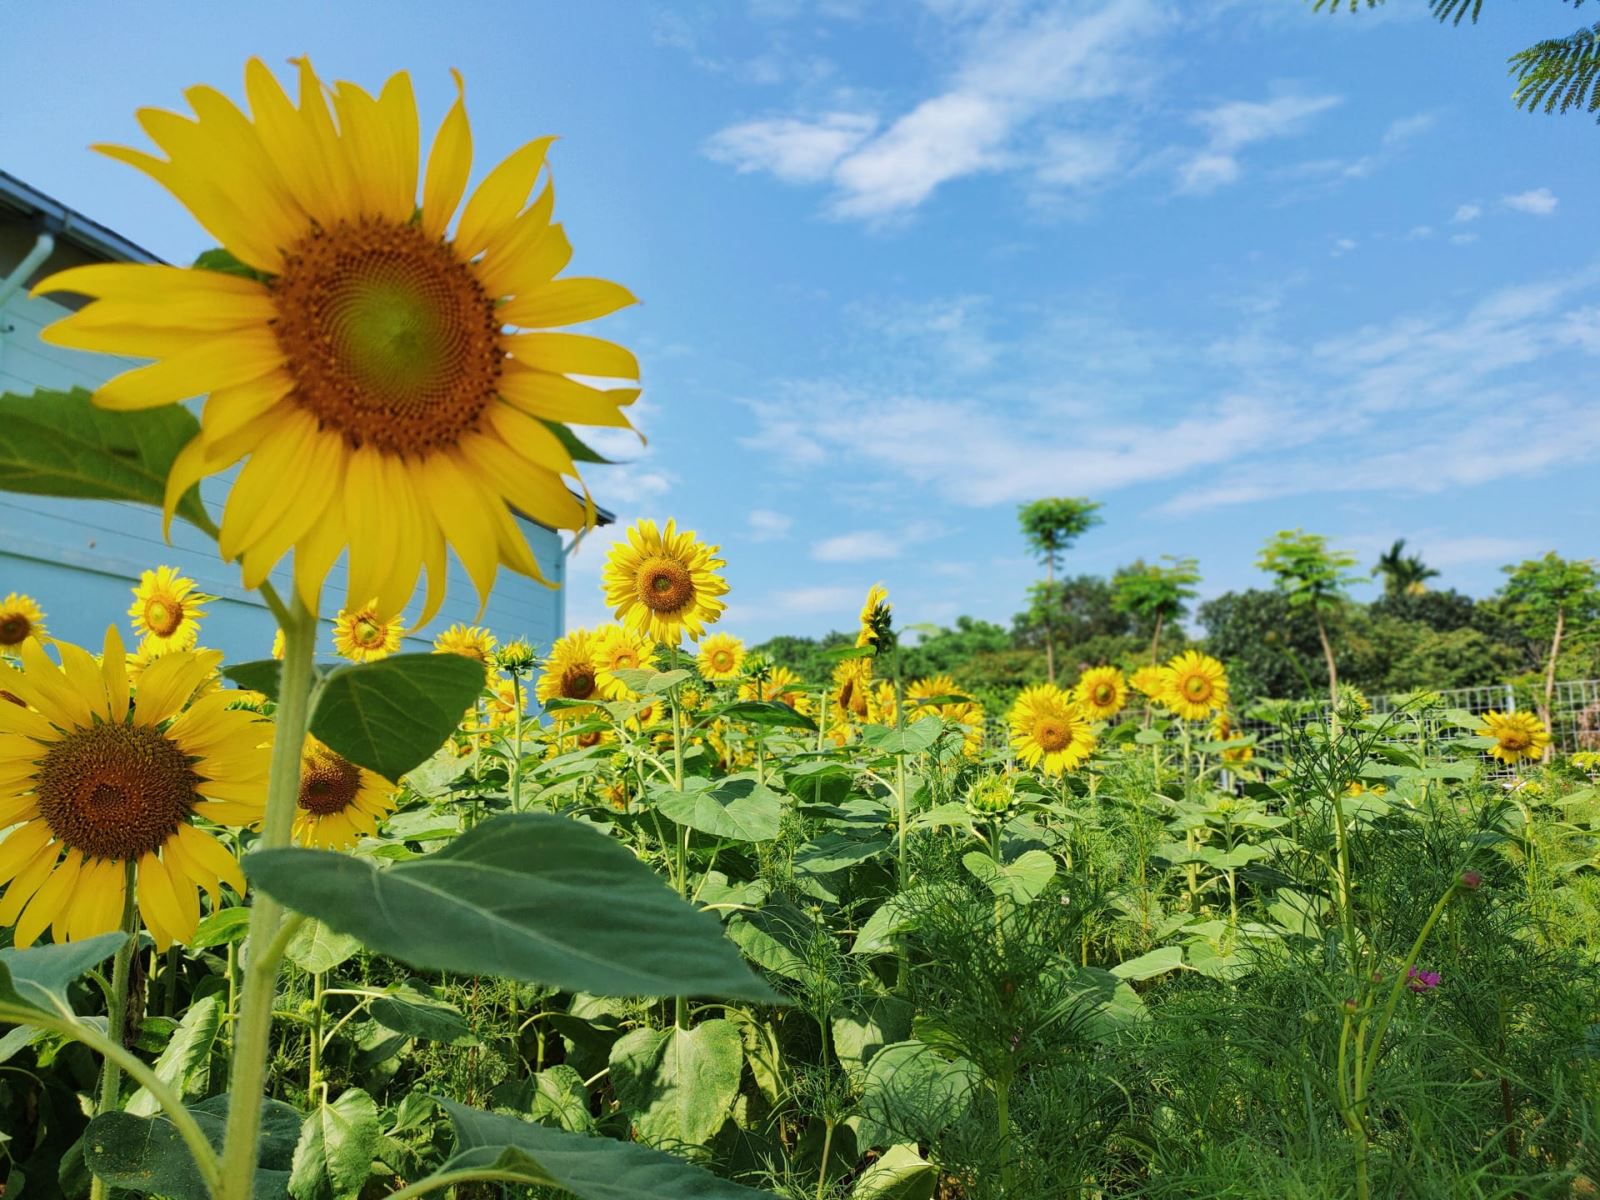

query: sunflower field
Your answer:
[1,58,1599,1200]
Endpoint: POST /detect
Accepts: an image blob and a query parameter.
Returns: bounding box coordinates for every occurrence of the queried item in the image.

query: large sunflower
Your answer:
[332,601,404,663]
[0,594,46,658]
[602,519,727,644]
[1479,710,1551,764]
[35,59,638,623]
[433,622,497,679]
[0,629,269,948]
[535,629,604,721]
[1008,684,1096,775]
[293,736,396,849]
[697,632,745,683]
[593,624,658,698]
[1074,666,1128,722]
[129,566,212,654]
[1163,651,1229,722]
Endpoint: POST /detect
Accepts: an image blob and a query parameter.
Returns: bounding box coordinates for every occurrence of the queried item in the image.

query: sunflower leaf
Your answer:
[0,933,126,1021]
[432,1098,770,1198]
[540,420,617,465]
[311,654,487,780]
[713,701,818,731]
[243,813,779,1001]
[83,1095,301,1200]
[0,388,209,529]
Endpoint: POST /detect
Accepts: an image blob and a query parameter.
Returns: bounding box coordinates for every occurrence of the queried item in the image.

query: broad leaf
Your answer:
[189,907,252,950]
[852,1144,937,1200]
[84,1095,301,1199]
[655,778,783,843]
[0,388,207,528]
[127,995,221,1116]
[860,719,943,756]
[715,701,818,731]
[289,1088,380,1200]
[961,850,1057,904]
[436,1098,769,1197]
[795,831,893,875]
[0,933,124,1020]
[369,986,477,1045]
[608,1020,744,1148]
[286,920,362,975]
[857,1041,980,1149]
[1110,945,1186,982]
[245,814,778,1001]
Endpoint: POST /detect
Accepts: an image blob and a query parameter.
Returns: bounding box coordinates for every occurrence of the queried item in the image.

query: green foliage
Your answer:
[1016,497,1103,569]
[1372,538,1440,598]
[1256,528,1364,611]
[1499,552,1600,642]
[1110,556,1201,631]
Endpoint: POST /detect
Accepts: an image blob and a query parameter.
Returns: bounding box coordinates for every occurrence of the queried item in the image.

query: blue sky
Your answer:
[3,0,1597,643]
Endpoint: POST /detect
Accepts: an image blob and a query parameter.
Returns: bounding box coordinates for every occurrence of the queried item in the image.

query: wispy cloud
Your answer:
[811,530,903,562]
[747,509,794,541]
[1453,203,1482,223]
[1504,187,1558,216]
[705,112,878,183]
[1177,92,1342,195]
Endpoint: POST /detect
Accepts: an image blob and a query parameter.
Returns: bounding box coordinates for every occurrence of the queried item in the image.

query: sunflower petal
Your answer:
[421,69,471,240]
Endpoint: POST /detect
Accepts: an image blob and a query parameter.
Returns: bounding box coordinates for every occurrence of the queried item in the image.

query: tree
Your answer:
[1313,2,1600,121]
[1017,497,1103,683]
[1111,556,1201,663]
[1256,529,1364,708]
[1372,539,1439,598]
[1198,589,1327,701]
[1498,552,1600,740]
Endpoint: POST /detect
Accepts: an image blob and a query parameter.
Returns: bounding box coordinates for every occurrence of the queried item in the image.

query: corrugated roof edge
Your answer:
[0,168,615,528]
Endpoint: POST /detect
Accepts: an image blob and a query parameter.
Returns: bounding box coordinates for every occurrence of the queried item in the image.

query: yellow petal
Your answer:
[16,850,81,948]
[484,403,577,476]
[499,364,637,428]
[95,328,286,411]
[454,136,556,259]
[101,626,130,723]
[419,454,499,611]
[33,262,268,304]
[174,823,246,899]
[293,511,345,618]
[219,411,321,560]
[137,850,190,949]
[505,332,639,381]
[0,822,54,887]
[499,277,637,329]
[56,641,110,723]
[132,650,216,727]
[420,69,471,241]
[477,220,571,300]
[0,836,58,927]
[341,447,399,614]
[17,638,92,729]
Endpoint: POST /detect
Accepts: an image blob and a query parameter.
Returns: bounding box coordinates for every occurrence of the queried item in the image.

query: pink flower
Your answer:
[1407,967,1441,993]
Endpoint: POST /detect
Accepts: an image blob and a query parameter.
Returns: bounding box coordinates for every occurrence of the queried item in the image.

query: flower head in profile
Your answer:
[1073,666,1127,722]
[1162,651,1229,722]
[857,584,893,653]
[1129,665,1171,703]
[129,566,211,654]
[697,632,745,683]
[332,602,404,663]
[293,736,396,849]
[35,59,639,623]
[1479,710,1550,764]
[0,629,270,948]
[494,637,536,676]
[1008,684,1096,775]
[833,656,873,721]
[0,594,46,658]
[536,628,604,721]
[434,623,497,679]
[602,519,727,644]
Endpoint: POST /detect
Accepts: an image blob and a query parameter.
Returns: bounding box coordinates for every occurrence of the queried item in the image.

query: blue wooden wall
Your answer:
[0,237,569,665]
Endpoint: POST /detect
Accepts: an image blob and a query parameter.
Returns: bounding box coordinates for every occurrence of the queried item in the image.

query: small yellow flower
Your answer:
[129,566,211,654]
[293,736,397,850]
[0,594,46,657]
[865,680,900,726]
[697,632,746,682]
[536,629,605,721]
[332,602,404,663]
[602,519,727,644]
[1009,684,1096,775]
[740,665,811,713]
[1129,664,1171,701]
[434,623,497,677]
[1074,666,1127,721]
[857,583,891,650]
[1479,710,1550,764]
[1163,651,1228,722]
[593,624,658,697]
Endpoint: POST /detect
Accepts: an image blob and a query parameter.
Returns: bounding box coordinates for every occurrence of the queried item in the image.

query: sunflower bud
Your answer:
[495,638,537,675]
[965,772,1017,818]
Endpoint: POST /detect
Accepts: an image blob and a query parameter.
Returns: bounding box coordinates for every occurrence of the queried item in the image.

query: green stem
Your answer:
[996,1076,1014,1194]
[1360,883,1458,1088]
[670,681,690,1032]
[383,1169,550,1200]
[816,1117,836,1200]
[216,596,318,1200]
[88,863,140,1200]
[510,674,524,812]
[308,971,323,1094]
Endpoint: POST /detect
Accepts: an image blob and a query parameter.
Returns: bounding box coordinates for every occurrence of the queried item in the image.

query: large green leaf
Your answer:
[289,1088,380,1200]
[84,1096,301,1199]
[245,814,778,1001]
[369,985,477,1045]
[435,1098,770,1197]
[607,1020,745,1149]
[286,920,362,975]
[0,388,208,528]
[0,933,125,1020]
[961,849,1057,904]
[794,831,893,875]
[860,719,943,756]
[126,995,221,1116]
[857,1042,980,1149]
[851,1144,937,1200]
[715,701,818,731]
[226,655,487,780]
[654,778,783,843]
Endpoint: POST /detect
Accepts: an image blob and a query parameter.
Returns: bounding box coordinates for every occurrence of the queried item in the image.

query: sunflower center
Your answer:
[144,597,183,639]
[0,615,32,646]
[636,557,694,614]
[1034,718,1071,752]
[299,750,362,816]
[1500,731,1529,752]
[1093,683,1115,706]
[274,219,502,456]
[576,730,602,748]
[712,651,733,672]
[353,617,386,649]
[1183,675,1211,702]
[34,723,199,860]
[563,668,597,700]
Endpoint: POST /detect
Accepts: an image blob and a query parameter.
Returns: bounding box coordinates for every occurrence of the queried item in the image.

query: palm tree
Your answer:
[1373,539,1440,598]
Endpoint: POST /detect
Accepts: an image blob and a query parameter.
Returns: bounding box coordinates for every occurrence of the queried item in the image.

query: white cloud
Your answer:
[768,585,861,615]
[1453,203,1482,223]
[704,0,1161,220]
[1407,225,1434,240]
[1332,237,1357,256]
[1034,131,1128,189]
[747,509,793,541]
[1382,112,1436,146]
[705,112,878,184]
[811,530,903,562]
[1177,92,1341,194]
[1504,187,1558,216]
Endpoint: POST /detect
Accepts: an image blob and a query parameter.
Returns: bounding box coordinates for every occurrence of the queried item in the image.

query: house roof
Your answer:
[0,169,615,528]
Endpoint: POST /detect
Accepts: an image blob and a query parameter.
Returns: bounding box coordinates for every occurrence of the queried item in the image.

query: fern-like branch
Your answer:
[1511,22,1600,114]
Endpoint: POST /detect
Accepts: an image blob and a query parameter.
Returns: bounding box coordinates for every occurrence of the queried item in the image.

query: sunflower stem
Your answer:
[217,595,318,1200]
[88,861,141,1200]
[669,672,691,1032]
[510,674,524,813]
